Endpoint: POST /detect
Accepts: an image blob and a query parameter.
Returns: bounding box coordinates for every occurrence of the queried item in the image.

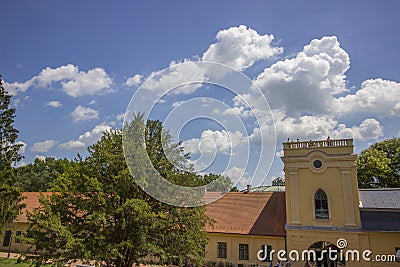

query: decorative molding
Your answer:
[285,224,362,232]
[341,168,357,227]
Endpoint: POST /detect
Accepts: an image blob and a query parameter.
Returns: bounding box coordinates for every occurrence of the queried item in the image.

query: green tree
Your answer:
[201,173,232,192]
[357,138,400,188]
[0,76,24,232]
[16,157,71,192]
[27,116,210,267]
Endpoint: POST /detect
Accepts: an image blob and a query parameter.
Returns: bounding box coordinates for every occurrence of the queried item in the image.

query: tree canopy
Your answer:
[16,157,71,192]
[357,138,400,188]
[0,76,24,232]
[26,115,212,267]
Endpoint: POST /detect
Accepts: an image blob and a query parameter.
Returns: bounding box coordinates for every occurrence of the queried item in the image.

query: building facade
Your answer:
[2,139,400,266]
[205,139,400,267]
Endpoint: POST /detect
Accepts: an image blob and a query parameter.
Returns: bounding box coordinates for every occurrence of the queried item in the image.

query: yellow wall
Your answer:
[366,232,400,267]
[3,223,399,267]
[294,166,361,228]
[0,222,34,254]
[283,140,361,230]
[286,229,369,267]
[282,139,399,267]
[285,229,400,267]
[206,233,285,266]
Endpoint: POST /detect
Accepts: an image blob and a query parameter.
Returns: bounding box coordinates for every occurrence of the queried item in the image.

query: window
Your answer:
[217,242,227,258]
[260,245,272,262]
[313,159,323,169]
[239,243,249,260]
[2,231,11,247]
[15,231,22,243]
[314,189,329,219]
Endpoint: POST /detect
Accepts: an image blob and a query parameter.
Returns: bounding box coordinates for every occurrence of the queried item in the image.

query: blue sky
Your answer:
[1,1,399,189]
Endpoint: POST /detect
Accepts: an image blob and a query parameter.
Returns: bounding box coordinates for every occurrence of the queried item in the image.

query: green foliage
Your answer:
[357,138,400,188]
[27,115,211,267]
[201,173,232,192]
[16,157,71,191]
[0,76,24,232]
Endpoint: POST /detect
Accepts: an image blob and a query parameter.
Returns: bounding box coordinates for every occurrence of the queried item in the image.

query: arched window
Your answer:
[314,189,329,219]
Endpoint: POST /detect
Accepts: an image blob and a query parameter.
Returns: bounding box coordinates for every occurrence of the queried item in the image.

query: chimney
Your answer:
[246,184,252,192]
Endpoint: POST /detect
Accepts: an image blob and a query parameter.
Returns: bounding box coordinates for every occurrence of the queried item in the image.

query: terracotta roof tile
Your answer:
[15,192,53,223]
[15,192,287,237]
[205,192,286,236]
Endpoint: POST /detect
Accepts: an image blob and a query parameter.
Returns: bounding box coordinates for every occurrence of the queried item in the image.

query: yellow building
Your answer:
[0,192,52,254]
[205,139,400,267]
[2,139,400,267]
[205,192,287,266]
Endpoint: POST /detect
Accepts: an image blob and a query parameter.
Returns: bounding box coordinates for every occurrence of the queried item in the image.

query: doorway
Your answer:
[2,230,11,247]
[306,241,345,267]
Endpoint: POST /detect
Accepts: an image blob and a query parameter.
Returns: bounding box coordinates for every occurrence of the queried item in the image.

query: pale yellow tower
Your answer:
[282,138,361,229]
[281,139,366,266]
[280,139,400,267]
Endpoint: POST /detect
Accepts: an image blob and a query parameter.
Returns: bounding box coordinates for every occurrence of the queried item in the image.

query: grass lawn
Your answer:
[0,257,31,266]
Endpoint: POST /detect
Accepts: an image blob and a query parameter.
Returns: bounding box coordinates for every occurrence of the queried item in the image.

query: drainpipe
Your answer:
[284,234,287,261]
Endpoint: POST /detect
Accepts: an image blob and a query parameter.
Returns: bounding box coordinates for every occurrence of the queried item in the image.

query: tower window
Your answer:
[314,189,329,219]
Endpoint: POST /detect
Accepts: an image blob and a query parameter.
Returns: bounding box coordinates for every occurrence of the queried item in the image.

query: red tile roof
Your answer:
[15,192,287,237]
[205,192,286,236]
[15,192,53,223]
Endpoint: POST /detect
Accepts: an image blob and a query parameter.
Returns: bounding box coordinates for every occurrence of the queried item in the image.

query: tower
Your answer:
[282,138,361,230]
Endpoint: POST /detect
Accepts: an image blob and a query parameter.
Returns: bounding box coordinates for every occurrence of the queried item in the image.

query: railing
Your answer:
[283,139,353,149]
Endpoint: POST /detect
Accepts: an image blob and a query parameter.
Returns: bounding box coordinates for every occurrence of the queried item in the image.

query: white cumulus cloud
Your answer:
[139,25,283,97]
[223,166,247,184]
[225,34,390,146]
[336,79,400,116]
[141,60,207,95]
[125,74,143,86]
[250,114,383,146]
[35,155,46,161]
[59,123,112,150]
[4,79,34,96]
[31,140,56,153]
[70,105,99,122]
[332,118,384,140]
[202,25,283,71]
[183,130,245,155]
[4,64,112,97]
[16,141,27,154]
[45,100,62,108]
[254,36,349,116]
[116,112,126,121]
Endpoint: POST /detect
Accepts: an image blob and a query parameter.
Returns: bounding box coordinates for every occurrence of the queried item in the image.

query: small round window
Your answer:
[313,159,323,169]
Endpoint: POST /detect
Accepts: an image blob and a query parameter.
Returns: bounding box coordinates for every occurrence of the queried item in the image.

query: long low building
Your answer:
[2,139,400,267]
[205,191,286,266]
